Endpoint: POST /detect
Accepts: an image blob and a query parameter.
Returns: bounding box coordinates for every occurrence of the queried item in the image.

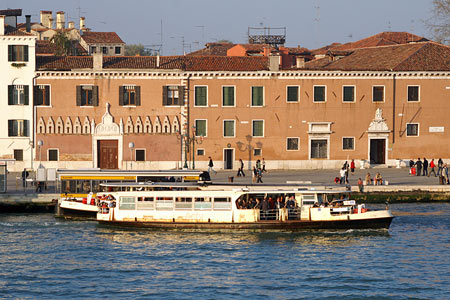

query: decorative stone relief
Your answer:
[94,103,120,136]
[125,116,134,134]
[37,117,45,134]
[64,117,73,134]
[73,117,82,134]
[83,117,90,134]
[153,116,162,133]
[172,116,180,133]
[46,117,54,134]
[144,116,152,133]
[162,116,171,133]
[56,117,64,134]
[368,108,390,133]
[135,117,143,134]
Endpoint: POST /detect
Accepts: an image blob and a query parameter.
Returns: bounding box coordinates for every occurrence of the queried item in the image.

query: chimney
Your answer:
[40,11,52,28]
[156,55,160,68]
[0,16,4,36]
[79,17,85,31]
[269,55,280,71]
[93,52,103,70]
[56,11,65,29]
[296,56,305,68]
[68,21,74,29]
[25,15,31,33]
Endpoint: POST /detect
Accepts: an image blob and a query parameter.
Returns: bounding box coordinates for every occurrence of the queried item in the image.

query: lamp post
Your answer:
[37,140,43,168]
[190,125,203,170]
[183,123,188,169]
[236,135,262,170]
[128,142,134,170]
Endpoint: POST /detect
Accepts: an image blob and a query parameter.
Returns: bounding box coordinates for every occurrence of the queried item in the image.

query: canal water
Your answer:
[0,203,449,299]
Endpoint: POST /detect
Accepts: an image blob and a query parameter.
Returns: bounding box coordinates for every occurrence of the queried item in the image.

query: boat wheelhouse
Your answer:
[56,169,205,219]
[96,182,394,230]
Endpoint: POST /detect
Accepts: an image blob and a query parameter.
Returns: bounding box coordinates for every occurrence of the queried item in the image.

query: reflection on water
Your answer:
[0,203,449,299]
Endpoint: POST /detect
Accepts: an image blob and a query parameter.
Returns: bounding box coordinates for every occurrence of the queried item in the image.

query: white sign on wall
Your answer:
[429,127,444,133]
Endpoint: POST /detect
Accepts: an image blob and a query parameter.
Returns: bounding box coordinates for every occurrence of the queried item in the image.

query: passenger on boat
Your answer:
[268,197,275,209]
[261,198,269,218]
[286,196,296,209]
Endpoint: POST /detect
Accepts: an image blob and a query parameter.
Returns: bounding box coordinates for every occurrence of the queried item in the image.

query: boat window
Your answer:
[302,194,315,205]
[62,180,77,194]
[81,180,91,193]
[155,196,174,210]
[194,197,212,210]
[213,197,231,210]
[317,194,324,205]
[175,197,192,210]
[137,197,154,210]
[119,196,136,210]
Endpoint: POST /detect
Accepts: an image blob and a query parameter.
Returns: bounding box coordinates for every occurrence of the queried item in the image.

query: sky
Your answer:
[3,0,435,55]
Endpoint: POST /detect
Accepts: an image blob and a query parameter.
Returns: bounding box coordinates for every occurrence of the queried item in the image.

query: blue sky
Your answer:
[4,0,434,55]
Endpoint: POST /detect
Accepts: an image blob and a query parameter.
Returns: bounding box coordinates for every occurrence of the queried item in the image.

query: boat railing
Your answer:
[259,208,301,221]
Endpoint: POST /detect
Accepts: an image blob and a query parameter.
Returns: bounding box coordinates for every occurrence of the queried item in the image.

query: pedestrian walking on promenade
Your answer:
[262,158,267,173]
[429,159,437,177]
[350,159,355,174]
[415,158,422,176]
[252,167,257,183]
[423,158,429,176]
[208,157,217,175]
[256,168,263,183]
[21,168,29,188]
[237,159,245,177]
[438,158,443,176]
[339,167,346,184]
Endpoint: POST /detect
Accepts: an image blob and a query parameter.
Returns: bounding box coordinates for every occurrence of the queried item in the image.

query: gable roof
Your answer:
[81,31,125,44]
[303,42,450,71]
[187,43,235,56]
[333,32,429,51]
[4,24,33,36]
[36,55,269,71]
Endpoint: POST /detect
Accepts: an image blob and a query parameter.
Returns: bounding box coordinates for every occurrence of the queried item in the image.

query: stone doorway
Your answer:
[98,140,118,169]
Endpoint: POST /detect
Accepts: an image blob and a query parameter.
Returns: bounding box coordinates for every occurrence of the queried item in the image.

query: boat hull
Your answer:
[98,216,393,231]
[57,205,97,220]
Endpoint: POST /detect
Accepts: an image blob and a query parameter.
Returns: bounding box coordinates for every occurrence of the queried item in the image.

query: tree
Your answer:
[51,32,74,56]
[427,0,450,44]
[124,44,153,56]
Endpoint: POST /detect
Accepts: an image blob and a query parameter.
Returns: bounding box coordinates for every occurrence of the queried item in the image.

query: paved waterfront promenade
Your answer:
[0,167,449,211]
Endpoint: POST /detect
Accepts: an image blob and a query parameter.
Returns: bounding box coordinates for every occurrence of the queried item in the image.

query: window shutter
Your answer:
[93,86,99,106]
[178,86,184,105]
[24,120,29,137]
[76,86,82,106]
[162,86,168,106]
[8,45,13,61]
[8,85,13,105]
[33,86,39,105]
[45,86,50,105]
[135,86,141,106]
[24,45,29,62]
[119,86,124,106]
[8,120,13,136]
[24,86,29,105]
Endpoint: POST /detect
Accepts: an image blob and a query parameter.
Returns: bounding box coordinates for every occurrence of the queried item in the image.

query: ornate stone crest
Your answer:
[94,103,120,136]
[368,108,390,133]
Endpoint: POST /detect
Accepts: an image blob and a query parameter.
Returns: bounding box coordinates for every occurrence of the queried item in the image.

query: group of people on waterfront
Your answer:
[335,160,356,184]
[409,158,449,183]
[235,158,267,183]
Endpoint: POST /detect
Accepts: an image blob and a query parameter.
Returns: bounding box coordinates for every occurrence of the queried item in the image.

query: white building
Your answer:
[0,12,37,172]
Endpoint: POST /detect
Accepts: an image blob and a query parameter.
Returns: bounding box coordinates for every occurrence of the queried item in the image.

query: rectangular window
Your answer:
[76,85,98,106]
[102,47,108,54]
[311,139,328,159]
[408,86,419,102]
[223,120,235,137]
[8,45,29,62]
[406,123,419,136]
[195,120,207,137]
[34,85,50,106]
[287,137,299,151]
[313,86,326,102]
[175,197,193,210]
[14,149,23,161]
[342,137,355,150]
[252,120,264,137]
[8,85,29,105]
[194,86,207,106]
[115,46,121,54]
[163,86,183,106]
[343,86,355,102]
[119,86,140,106]
[253,148,261,156]
[373,86,384,102]
[222,86,235,106]
[119,196,136,210]
[8,120,29,137]
[90,46,96,54]
[197,149,205,156]
[251,86,264,106]
[48,149,59,161]
[135,149,145,161]
[287,86,299,102]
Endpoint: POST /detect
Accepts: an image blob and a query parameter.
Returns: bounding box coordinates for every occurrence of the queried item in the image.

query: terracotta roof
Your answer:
[187,43,235,56]
[36,40,88,56]
[311,43,342,55]
[285,47,311,55]
[37,55,269,71]
[4,25,33,36]
[303,42,450,71]
[81,32,125,44]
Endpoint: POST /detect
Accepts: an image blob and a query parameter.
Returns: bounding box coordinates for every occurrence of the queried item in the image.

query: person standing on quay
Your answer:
[423,158,428,176]
[415,158,422,176]
[208,156,217,175]
[437,158,443,176]
[350,159,355,175]
[429,159,437,177]
[237,159,245,177]
[262,158,267,173]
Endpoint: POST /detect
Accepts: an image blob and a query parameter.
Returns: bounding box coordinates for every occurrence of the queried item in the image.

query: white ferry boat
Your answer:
[56,169,205,219]
[96,182,394,230]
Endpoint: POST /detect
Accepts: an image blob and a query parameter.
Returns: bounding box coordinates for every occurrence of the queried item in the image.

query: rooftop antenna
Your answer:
[388,21,392,31]
[196,25,205,46]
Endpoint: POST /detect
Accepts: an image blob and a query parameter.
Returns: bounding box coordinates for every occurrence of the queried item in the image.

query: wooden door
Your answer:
[224,149,234,170]
[370,139,385,164]
[98,140,118,169]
